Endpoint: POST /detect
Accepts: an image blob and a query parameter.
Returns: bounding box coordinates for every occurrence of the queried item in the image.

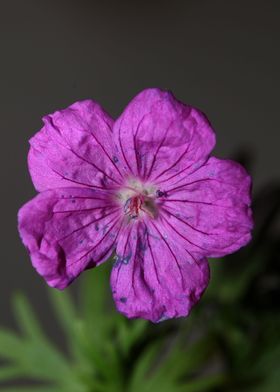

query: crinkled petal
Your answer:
[113,88,215,183]
[18,188,122,289]
[160,157,253,257]
[28,100,123,192]
[111,221,209,322]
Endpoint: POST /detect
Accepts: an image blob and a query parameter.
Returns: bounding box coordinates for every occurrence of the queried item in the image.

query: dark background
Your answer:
[0,0,279,335]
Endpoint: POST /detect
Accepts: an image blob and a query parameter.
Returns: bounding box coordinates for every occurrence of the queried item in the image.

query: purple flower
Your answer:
[18,88,253,322]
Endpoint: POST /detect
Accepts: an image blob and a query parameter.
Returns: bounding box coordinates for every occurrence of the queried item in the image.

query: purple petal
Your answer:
[28,100,123,192]
[18,188,122,289]
[161,157,253,257]
[111,221,209,322]
[113,88,215,182]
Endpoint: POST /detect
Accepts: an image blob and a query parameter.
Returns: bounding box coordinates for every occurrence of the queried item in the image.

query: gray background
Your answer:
[0,0,279,333]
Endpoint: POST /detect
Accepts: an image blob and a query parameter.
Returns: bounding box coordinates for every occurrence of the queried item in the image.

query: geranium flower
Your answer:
[18,88,253,322]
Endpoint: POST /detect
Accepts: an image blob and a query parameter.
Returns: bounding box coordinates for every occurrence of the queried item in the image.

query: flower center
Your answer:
[117,179,159,221]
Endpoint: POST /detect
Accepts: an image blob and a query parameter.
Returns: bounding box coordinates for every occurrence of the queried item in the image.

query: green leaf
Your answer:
[0,387,63,392]
[129,340,162,391]
[78,262,125,386]
[176,374,227,392]
[12,293,46,342]
[116,316,148,356]
[0,365,25,382]
[47,288,85,362]
[80,261,114,332]
[48,289,76,336]
[0,304,83,389]
[0,328,25,361]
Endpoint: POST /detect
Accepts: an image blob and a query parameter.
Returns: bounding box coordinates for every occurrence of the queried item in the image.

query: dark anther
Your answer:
[156,190,167,198]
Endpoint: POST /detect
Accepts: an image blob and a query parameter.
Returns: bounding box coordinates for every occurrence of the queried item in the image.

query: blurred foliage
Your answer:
[1,183,280,391]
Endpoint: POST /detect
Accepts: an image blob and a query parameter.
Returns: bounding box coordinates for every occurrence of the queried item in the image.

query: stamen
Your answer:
[156,189,167,198]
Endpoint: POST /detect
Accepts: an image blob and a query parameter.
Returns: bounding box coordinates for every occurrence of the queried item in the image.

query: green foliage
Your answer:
[1,184,280,391]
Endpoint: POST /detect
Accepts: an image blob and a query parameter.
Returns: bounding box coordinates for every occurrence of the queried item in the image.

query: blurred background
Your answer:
[0,1,279,391]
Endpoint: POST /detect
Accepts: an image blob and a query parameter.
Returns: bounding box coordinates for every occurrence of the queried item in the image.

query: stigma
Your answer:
[124,195,142,219]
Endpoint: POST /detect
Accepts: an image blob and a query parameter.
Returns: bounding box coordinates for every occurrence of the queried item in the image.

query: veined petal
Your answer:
[160,157,253,257]
[111,221,209,322]
[18,188,122,289]
[28,100,123,192]
[113,88,215,182]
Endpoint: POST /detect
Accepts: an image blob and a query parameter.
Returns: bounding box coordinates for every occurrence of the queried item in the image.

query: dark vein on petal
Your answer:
[109,218,126,281]
[154,161,195,187]
[163,199,228,208]
[162,208,247,257]
[94,218,125,265]
[60,195,113,201]
[133,115,146,177]
[146,224,161,286]
[118,116,135,176]
[144,119,175,180]
[48,116,121,185]
[67,215,121,267]
[88,244,113,267]
[131,227,139,299]
[151,128,195,182]
[58,208,120,242]
[117,98,166,178]
[161,206,213,236]
[95,111,113,134]
[133,108,162,178]
[160,215,199,265]
[160,212,211,254]
[149,221,185,287]
[123,226,132,257]
[65,144,121,185]
[154,156,210,188]
[53,205,117,214]
[115,225,133,288]
[50,167,116,191]
[166,178,218,194]
[90,131,124,179]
